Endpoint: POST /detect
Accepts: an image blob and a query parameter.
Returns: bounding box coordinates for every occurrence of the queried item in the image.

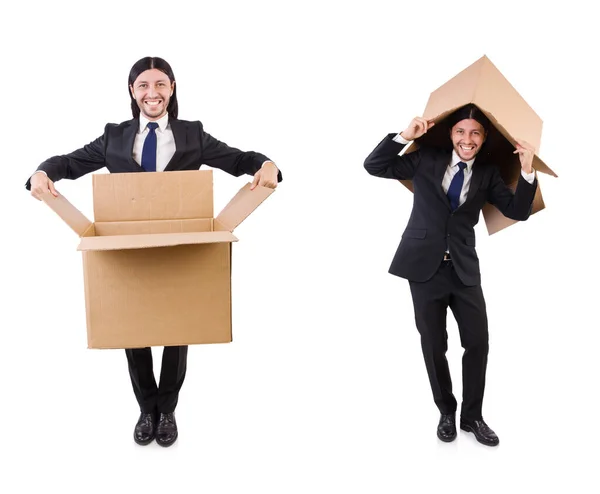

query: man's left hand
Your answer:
[251,161,279,190]
[513,139,535,174]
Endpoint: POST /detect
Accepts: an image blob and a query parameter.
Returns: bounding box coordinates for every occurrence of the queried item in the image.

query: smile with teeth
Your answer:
[145,100,162,106]
[460,145,475,151]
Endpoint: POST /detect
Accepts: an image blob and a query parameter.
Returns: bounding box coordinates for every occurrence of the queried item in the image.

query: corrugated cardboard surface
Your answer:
[93,170,214,222]
[401,55,557,235]
[41,191,92,236]
[94,218,213,236]
[215,183,275,231]
[83,243,232,348]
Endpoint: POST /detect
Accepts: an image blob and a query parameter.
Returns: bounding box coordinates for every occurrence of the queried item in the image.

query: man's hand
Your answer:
[400,117,435,141]
[513,139,535,174]
[30,172,59,201]
[251,161,279,190]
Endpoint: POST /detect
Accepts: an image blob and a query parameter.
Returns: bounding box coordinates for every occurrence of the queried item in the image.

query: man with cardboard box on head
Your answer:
[26,56,281,447]
[364,104,537,446]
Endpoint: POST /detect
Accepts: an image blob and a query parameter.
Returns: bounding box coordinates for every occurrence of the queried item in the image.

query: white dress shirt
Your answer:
[393,133,535,205]
[134,113,176,172]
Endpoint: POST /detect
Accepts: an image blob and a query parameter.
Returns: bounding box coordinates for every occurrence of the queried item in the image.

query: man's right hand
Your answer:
[30,172,58,201]
[400,117,435,141]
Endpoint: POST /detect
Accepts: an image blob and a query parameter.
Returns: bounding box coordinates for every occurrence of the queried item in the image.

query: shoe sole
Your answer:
[156,432,178,447]
[133,434,154,446]
[460,424,499,447]
[437,432,456,442]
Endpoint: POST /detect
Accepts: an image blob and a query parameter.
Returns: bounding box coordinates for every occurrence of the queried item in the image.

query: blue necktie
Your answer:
[141,122,159,172]
[447,161,467,211]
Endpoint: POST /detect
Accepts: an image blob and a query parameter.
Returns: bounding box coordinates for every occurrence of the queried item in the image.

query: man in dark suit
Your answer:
[27,56,281,447]
[364,104,537,446]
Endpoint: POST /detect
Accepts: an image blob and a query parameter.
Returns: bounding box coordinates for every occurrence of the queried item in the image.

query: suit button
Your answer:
[447,234,450,237]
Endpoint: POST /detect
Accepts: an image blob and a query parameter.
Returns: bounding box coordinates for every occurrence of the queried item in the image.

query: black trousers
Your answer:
[409,260,489,421]
[125,346,188,414]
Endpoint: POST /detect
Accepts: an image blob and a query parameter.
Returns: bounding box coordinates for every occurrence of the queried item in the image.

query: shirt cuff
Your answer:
[31,170,48,179]
[393,134,410,145]
[521,168,535,184]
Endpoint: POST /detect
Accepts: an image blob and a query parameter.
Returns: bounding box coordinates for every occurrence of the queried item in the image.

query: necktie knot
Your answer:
[147,122,159,131]
[457,161,467,171]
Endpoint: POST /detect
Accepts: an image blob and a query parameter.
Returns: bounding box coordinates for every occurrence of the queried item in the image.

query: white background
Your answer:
[1,1,598,492]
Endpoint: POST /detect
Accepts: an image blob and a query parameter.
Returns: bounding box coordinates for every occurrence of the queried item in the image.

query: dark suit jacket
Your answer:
[25,117,282,188]
[364,134,537,286]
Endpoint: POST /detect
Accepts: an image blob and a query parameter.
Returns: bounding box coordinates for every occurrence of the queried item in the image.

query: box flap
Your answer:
[93,170,214,222]
[214,183,274,232]
[41,191,93,237]
[483,180,546,235]
[77,231,237,251]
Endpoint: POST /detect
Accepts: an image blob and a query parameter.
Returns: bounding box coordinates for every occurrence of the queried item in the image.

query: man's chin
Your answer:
[142,109,165,120]
[456,149,478,161]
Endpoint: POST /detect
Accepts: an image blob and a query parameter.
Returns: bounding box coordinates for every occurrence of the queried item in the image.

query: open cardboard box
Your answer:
[401,55,558,234]
[40,170,273,349]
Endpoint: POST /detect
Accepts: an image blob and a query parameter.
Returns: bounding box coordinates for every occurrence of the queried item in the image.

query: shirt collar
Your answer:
[139,112,169,133]
[450,150,475,171]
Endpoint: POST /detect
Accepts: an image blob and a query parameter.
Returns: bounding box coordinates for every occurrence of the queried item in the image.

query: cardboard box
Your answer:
[401,55,558,234]
[40,170,274,349]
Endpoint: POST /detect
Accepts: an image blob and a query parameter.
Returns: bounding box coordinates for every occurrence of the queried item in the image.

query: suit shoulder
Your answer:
[103,119,136,134]
[417,144,449,162]
[170,117,202,126]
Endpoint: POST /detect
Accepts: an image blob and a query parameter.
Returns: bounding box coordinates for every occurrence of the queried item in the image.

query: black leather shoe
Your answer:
[437,413,457,442]
[156,413,178,447]
[460,418,499,446]
[134,412,156,446]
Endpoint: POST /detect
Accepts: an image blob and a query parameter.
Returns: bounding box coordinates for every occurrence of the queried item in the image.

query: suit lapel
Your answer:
[435,152,452,211]
[164,118,186,171]
[124,119,140,169]
[459,159,485,210]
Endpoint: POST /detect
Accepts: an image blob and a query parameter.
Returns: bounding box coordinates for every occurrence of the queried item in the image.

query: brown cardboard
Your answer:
[401,55,557,235]
[41,170,274,349]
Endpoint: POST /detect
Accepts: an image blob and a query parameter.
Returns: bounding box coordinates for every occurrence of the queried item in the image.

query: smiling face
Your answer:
[130,69,175,121]
[450,118,487,161]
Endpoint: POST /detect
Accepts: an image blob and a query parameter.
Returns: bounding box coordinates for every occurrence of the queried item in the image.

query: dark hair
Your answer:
[128,57,178,119]
[446,103,490,134]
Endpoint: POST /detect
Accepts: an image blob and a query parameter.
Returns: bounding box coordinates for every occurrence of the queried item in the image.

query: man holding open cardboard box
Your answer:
[364,104,537,446]
[26,56,281,447]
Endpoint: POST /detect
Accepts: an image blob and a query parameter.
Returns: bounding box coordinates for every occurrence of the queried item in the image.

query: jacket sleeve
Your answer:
[25,130,107,190]
[198,122,282,182]
[487,166,537,221]
[364,134,422,180]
